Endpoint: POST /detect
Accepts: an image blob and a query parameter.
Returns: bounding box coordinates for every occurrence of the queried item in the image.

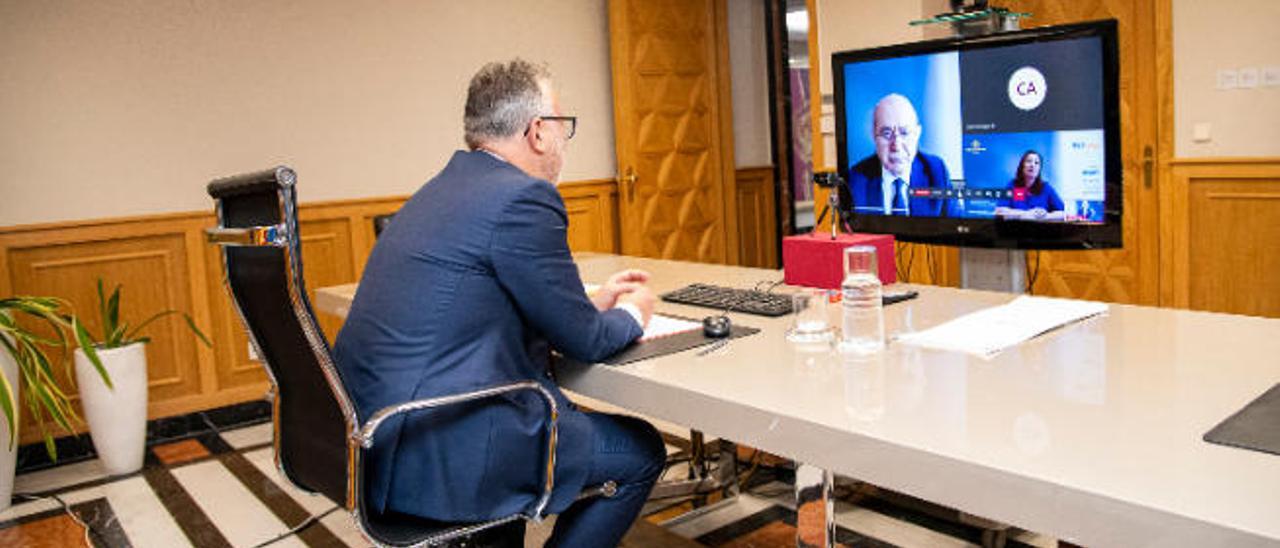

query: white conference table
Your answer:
[316,253,1280,547]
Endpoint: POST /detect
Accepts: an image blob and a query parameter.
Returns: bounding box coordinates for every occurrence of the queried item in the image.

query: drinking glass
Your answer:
[787,289,834,343]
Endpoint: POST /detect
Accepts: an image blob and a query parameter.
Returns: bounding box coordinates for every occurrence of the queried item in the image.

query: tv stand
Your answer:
[960,248,1026,293]
[941,4,1030,295]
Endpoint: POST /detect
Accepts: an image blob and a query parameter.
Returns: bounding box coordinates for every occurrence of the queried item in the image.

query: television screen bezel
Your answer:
[831,19,1122,250]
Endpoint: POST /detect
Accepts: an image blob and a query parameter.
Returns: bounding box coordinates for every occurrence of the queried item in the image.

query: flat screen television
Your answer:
[832,20,1121,249]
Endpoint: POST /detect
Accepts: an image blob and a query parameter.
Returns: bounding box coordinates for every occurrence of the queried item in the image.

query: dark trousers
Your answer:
[546,412,665,548]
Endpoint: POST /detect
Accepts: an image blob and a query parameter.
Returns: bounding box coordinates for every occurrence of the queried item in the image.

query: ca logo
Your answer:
[1008,66,1047,111]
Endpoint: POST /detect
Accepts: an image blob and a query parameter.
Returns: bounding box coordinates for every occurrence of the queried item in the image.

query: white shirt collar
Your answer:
[478,148,508,164]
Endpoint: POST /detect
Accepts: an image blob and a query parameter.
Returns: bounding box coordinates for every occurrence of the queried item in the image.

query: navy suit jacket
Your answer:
[333,150,643,522]
[846,152,951,217]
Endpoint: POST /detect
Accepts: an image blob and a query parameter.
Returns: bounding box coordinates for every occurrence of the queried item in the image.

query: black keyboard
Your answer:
[660,283,793,317]
[660,283,921,317]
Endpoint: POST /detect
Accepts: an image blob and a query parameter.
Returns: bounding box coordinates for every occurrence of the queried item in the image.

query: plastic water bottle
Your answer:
[840,245,884,353]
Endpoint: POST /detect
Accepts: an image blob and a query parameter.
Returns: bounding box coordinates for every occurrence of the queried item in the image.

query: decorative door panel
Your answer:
[611,0,734,263]
[1006,0,1161,304]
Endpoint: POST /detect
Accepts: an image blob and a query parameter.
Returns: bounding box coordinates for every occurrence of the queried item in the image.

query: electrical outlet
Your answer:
[1238,67,1259,89]
[1217,69,1238,90]
[1262,66,1280,87]
[1193,123,1211,143]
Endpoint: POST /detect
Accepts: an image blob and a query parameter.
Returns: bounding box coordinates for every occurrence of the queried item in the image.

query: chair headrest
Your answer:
[208,166,295,200]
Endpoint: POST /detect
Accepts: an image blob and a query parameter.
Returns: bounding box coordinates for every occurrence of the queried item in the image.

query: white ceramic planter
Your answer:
[0,336,18,512]
[75,342,148,476]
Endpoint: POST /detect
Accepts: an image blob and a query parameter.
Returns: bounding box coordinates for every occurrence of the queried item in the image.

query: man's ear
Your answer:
[526,119,549,154]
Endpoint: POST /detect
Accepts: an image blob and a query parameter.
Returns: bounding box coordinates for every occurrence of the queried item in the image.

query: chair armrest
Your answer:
[354,380,561,519]
[205,224,289,247]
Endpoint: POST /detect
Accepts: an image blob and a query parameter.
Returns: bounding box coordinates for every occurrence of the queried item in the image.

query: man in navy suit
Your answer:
[333,59,664,548]
[846,94,952,217]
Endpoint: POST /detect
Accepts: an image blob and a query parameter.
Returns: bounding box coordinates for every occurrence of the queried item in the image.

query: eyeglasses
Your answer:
[874,125,918,142]
[525,115,577,140]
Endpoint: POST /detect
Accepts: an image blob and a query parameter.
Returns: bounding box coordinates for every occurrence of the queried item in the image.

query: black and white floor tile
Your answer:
[2,417,1062,547]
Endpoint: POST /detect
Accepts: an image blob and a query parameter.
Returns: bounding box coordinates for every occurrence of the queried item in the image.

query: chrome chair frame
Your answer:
[206,166,607,547]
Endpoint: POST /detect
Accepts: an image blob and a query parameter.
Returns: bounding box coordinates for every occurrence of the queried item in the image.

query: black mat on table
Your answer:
[1203,382,1280,456]
[602,318,760,366]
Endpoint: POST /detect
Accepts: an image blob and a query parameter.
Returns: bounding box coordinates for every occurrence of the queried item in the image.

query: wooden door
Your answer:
[1006,0,1162,304]
[609,0,739,263]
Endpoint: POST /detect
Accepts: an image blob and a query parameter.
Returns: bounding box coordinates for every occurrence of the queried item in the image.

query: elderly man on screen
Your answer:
[333,59,665,548]
[846,93,952,217]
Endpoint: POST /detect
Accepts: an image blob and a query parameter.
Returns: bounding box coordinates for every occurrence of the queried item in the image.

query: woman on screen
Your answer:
[994,150,1064,221]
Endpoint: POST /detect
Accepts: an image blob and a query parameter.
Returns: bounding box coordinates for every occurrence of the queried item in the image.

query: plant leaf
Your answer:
[183,314,213,347]
[72,317,112,390]
[97,278,107,336]
[0,338,18,449]
[107,284,121,338]
[108,321,128,349]
[32,379,73,433]
[124,311,166,343]
[0,374,15,450]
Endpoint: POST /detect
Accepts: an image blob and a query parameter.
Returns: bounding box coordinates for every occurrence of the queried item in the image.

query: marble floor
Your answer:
[1,419,1060,547]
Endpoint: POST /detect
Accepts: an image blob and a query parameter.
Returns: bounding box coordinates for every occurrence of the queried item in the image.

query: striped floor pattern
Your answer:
[2,421,1060,547]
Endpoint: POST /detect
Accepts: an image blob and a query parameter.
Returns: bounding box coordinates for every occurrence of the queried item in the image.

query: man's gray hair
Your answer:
[464,59,551,149]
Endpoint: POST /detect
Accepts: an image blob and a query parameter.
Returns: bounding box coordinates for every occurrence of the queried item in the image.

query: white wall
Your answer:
[1173,0,1280,157]
[0,0,616,226]
[814,0,925,169]
[727,0,773,168]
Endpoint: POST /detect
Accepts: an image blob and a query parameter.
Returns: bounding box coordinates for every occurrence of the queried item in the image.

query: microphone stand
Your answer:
[812,171,850,240]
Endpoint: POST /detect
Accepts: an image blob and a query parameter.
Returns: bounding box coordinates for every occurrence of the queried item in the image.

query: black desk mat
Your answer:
[602,320,760,366]
[1203,382,1280,456]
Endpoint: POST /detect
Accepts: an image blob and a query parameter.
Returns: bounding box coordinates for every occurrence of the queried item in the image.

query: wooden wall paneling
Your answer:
[202,232,270,399]
[1164,159,1280,318]
[735,167,778,268]
[894,243,958,287]
[0,183,612,442]
[2,217,209,442]
[295,218,356,343]
[560,179,620,254]
[182,221,220,413]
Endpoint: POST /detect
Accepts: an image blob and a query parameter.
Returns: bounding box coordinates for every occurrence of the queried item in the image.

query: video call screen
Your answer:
[839,36,1107,224]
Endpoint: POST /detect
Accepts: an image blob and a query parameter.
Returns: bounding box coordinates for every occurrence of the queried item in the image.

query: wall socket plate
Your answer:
[1263,66,1280,87]
[1217,69,1239,90]
[1192,122,1211,143]
[1238,67,1260,88]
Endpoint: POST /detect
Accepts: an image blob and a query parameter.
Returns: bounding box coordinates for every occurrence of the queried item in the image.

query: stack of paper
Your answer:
[896,296,1108,358]
[641,314,702,342]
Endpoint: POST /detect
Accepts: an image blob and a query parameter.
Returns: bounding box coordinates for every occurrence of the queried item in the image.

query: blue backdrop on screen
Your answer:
[960,130,1105,221]
[841,52,963,181]
[959,131,1054,217]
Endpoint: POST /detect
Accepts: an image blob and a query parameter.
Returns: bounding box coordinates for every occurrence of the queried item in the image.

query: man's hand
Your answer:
[591,269,651,311]
[615,286,656,328]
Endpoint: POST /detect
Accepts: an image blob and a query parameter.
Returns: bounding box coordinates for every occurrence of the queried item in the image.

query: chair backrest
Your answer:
[206,167,355,507]
[372,213,395,239]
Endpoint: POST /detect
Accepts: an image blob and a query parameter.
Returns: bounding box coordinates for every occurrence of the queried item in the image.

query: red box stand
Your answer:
[782,233,896,289]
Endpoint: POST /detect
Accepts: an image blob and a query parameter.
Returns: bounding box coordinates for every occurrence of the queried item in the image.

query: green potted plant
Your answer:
[73,280,210,475]
[1,295,109,510]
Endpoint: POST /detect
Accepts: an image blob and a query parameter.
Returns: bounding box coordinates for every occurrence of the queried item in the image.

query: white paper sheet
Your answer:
[640,314,703,342]
[896,295,1108,358]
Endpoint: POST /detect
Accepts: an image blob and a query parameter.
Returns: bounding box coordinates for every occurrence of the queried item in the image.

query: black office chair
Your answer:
[373,212,396,238]
[205,166,615,547]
